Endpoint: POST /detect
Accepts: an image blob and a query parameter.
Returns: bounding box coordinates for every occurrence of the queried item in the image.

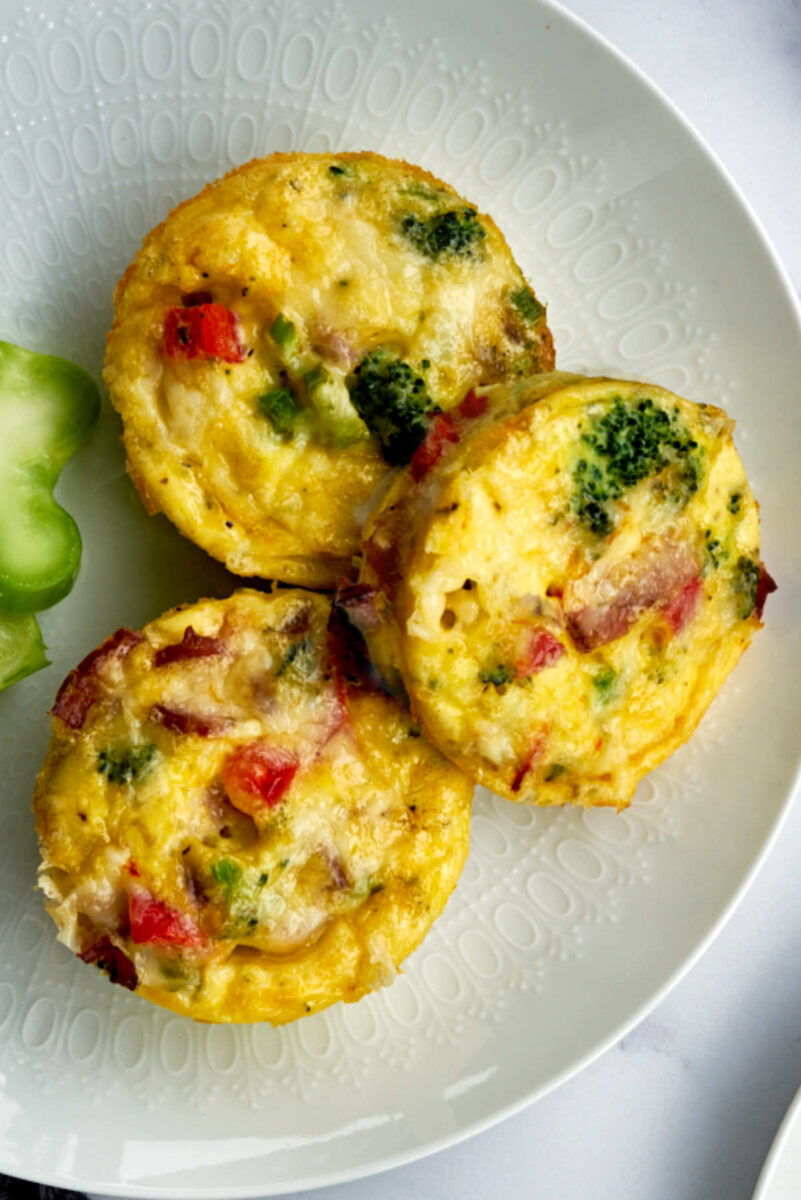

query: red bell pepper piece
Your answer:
[410,412,460,482]
[222,742,299,817]
[458,389,488,419]
[129,891,205,948]
[164,303,245,362]
[511,729,548,794]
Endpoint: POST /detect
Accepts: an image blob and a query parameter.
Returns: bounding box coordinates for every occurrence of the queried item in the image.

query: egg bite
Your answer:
[358,375,775,809]
[103,151,554,588]
[33,588,472,1024]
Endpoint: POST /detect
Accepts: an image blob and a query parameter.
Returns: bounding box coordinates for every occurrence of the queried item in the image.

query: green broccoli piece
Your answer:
[728,491,742,515]
[399,207,486,261]
[479,664,513,687]
[257,387,303,437]
[509,285,544,323]
[572,398,699,537]
[731,555,760,618]
[573,458,616,537]
[704,529,727,570]
[670,456,702,509]
[592,666,618,705]
[97,743,158,785]
[346,350,438,465]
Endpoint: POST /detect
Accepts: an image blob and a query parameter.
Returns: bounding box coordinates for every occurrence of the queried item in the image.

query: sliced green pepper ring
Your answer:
[0,341,100,613]
[0,611,48,691]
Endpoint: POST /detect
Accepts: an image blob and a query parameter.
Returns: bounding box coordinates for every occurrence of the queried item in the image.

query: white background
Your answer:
[283,3,801,1198]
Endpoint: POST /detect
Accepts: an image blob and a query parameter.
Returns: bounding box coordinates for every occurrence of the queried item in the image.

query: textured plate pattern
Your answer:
[0,0,795,1194]
[0,0,695,1099]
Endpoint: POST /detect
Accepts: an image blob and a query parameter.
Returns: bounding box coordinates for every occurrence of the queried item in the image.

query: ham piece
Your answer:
[565,537,701,652]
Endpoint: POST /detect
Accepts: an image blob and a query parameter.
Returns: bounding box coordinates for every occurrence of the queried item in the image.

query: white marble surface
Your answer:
[78,3,801,1199]
[281,3,801,1199]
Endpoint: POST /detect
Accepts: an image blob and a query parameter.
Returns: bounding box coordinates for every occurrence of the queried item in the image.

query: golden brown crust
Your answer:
[360,376,764,809]
[34,588,472,1023]
[104,151,554,588]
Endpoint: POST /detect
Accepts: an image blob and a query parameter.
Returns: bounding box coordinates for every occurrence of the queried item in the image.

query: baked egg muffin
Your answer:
[359,375,775,808]
[103,151,554,588]
[33,588,472,1024]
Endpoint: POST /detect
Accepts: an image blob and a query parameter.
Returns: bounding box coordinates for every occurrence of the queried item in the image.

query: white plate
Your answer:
[753,1084,801,1200]
[0,0,799,1194]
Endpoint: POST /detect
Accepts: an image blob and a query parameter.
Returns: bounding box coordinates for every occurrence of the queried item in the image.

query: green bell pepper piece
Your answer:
[0,340,100,613]
[0,611,48,690]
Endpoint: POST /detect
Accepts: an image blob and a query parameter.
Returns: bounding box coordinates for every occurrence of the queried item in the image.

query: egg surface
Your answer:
[359,376,774,808]
[104,152,554,587]
[34,588,472,1023]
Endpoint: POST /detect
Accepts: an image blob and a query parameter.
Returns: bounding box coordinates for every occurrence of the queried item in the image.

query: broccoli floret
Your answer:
[731,555,760,618]
[572,398,700,536]
[256,387,303,437]
[573,458,616,536]
[479,664,513,687]
[509,285,544,323]
[97,743,157,785]
[346,350,437,465]
[592,666,618,704]
[728,490,742,515]
[704,529,727,569]
[399,207,486,261]
[670,456,702,508]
